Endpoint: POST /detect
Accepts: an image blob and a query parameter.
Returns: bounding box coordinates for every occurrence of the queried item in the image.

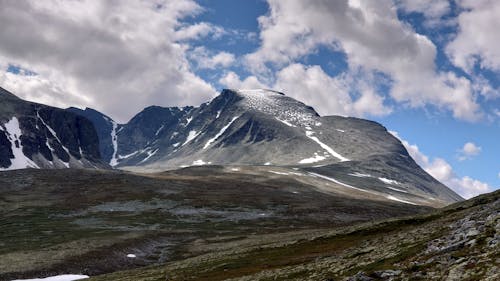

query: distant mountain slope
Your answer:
[0,87,108,169]
[75,89,462,205]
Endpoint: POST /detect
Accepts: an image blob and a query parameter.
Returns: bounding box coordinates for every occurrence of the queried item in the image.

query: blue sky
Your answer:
[0,0,498,198]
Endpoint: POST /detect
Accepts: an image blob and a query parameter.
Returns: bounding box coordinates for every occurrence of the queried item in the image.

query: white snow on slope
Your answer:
[139,149,158,164]
[11,274,89,281]
[336,129,345,133]
[236,89,315,126]
[192,159,211,166]
[185,116,193,126]
[37,112,71,155]
[349,172,372,178]
[299,153,326,164]
[305,131,349,162]
[379,177,400,185]
[109,121,119,166]
[203,116,239,149]
[385,186,408,193]
[386,195,416,205]
[275,117,296,127]
[0,117,39,170]
[155,125,164,136]
[182,130,200,146]
[309,172,373,194]
[216,110,221,119]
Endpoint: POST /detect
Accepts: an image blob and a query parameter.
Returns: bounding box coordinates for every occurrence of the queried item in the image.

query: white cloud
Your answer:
[397,0,453,27]
[189,47,235,69]
[0,0,219,122]
[243,0,481,121]
[447,0,500,72]
[458,142,481,161]
[390,131,492,199]
[219,63,392,118]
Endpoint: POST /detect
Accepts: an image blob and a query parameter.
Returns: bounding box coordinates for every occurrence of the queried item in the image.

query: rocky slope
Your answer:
[73,89,462,206]
[89,189,500,281]
[0,87,107,170]
[0,167,432,280]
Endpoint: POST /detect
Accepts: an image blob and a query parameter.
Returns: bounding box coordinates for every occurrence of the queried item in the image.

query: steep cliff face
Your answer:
[0,87,108,170]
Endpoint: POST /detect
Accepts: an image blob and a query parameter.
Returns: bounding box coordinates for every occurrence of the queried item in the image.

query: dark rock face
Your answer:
[0,87,108,170]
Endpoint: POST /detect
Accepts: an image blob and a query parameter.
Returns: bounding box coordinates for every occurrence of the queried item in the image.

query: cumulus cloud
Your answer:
[219,63,392,118]
[189,47,235,69]
[390,131,492,199]
[242,0,481,121]
[397,0,452,27]
[0,0,219,122]
[458,142,482,161]
[447,0,500,72]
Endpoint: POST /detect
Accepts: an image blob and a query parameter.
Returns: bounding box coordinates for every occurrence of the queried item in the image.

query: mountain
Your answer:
[73,89,462,206]
[0,87,108,170]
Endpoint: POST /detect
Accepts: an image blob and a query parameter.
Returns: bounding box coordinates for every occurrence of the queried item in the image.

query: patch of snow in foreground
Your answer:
[0,117,39,170]
[386,195,416,205]
[182,130,200,146]
[308,172,374,194]
[204,116,239,149]
[12,274,89,281]
[299,154,326,164]
[305,131,349,162]
[379,177,400,185]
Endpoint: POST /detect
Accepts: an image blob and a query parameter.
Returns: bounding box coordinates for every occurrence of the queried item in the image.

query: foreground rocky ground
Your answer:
[88,188,499,281]
[0,167,430,280]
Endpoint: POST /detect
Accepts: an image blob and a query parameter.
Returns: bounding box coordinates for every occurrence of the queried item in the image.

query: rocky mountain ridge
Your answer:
[0,87,107,170]
[71,88,462,206]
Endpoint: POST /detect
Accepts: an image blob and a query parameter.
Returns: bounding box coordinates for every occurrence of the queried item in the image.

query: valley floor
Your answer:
[0,168,497,280]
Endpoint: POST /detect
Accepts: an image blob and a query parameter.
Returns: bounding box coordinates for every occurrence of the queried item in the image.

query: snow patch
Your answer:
[379,177,400,185]
[385,186,408,193]
[299,153,326,164]
[0,117,39,170]
[386,195,416,205]
[11,275,89,281]
[109,121,119,166]
[192,159,211,166]
[216,110,221,119]
[309,172,374,194]
[275,117,296,127]
[185,116,193,126]
[305,131,349,162]
[139,149,158,164]
[182,130,200,146]
[127,254,136,258]
[336,129,345,133]
[264,162,271,166]
[349,172,372,178]
[269,171,290,175]
[155,125,164,136]
[172,142,180,147]
[203,116,239,149]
